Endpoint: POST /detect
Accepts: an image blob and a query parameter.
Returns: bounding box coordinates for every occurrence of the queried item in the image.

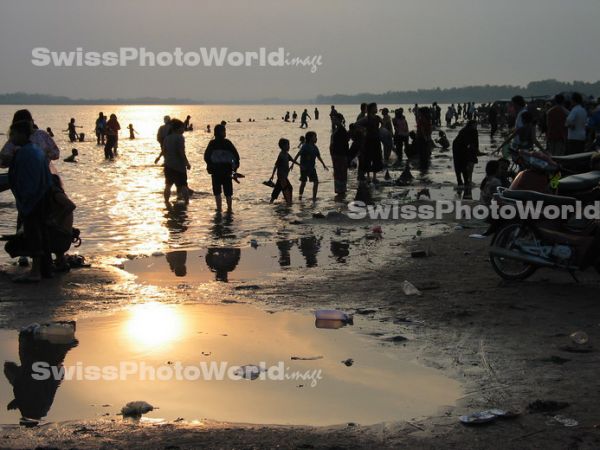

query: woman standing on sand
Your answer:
[104,114,120,160]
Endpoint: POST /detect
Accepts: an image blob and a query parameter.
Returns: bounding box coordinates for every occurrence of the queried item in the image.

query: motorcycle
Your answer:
[488,187,600,281]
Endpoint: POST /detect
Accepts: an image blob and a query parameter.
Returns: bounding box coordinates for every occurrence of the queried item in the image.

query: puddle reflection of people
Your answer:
[166,250,187,277]
[4,329,78,426]
[330,240,350,263]
[276,239,294,267]
[205,248,241,282]
[299,236,321,268]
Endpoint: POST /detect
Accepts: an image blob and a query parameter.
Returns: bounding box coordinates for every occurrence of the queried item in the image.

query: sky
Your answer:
[0,0,599,101]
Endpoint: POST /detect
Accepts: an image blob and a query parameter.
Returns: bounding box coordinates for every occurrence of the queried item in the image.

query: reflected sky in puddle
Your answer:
[0,303,460,426]
[124,238,353,285]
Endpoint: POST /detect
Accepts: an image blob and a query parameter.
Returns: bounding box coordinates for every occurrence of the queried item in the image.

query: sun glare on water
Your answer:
[124,302,185,350]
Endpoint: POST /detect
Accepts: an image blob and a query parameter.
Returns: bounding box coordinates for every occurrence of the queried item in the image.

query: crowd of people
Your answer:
[1,92,599,283]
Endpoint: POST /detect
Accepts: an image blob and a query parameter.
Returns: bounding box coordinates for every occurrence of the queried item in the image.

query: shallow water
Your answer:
[0,104,489,262]
[0,303,460,426]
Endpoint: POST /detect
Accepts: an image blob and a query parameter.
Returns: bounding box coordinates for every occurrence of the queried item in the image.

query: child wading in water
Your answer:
[128,124,138,139]
[269,138,297,206]
[292,131,328,201]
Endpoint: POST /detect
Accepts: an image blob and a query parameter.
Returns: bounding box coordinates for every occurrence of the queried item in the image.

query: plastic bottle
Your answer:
[570,331,589,345]
[315,310,352,322]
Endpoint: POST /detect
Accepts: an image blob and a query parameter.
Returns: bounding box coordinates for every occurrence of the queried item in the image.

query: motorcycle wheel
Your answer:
[490,223,538,281]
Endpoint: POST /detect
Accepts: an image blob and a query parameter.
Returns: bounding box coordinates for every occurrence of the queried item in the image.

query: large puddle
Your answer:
[0,303,460,426]
[123,240,356,285]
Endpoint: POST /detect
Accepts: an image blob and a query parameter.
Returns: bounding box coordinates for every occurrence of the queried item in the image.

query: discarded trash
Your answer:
[315,310,353,323]
[402,280,422,296]
[342,358,354,367]
[121,401,155,417]
[410,249,429,258]
[250,239,259,248]
[553,415,578,427]
[454,225,464,231]
[468,234,486,240]
[570,331,589,345]
[459,409,517,425]
[26,321,77,345]
[372,225,383,234]
[315,319,348,329]
[459,411,496,425]
[151,251,165,257]
[234,364,265,380]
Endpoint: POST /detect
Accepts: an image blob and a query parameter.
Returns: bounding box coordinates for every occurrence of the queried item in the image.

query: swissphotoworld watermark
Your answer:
[31,47,323,73]
[348,200,600,221]
[30,361,323,387]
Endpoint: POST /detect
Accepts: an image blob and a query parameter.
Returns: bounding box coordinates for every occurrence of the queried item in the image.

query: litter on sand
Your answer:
[402,280,422,296]
[468,234,487,239]
[459,409,518,425]
[121,401,155,417]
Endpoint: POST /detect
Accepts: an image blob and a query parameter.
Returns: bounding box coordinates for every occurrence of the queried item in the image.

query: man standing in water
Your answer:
[300,109,311,129]
[204,124,240,213]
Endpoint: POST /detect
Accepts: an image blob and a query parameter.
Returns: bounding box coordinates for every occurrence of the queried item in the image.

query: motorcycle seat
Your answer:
[558,170,600,193]
[553,152,594,169]
[502,189,578,207]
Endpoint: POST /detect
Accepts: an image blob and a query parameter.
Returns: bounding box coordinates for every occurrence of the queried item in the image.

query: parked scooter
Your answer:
[488,187,600,281]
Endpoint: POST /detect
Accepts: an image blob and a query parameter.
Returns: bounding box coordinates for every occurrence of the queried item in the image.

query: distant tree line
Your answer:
[0,92,203,105]
[314,79,600,105]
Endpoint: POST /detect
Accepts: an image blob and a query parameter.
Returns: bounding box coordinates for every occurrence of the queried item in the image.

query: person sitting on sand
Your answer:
[161,119,191,205]
[292,131,328,201]
[204,124,240,213]
[435,131,450,150]
[269,138,296,206]
[127,124,138,140]
[7,120,54,282]
[480,160,502,205]
[206,124,211,133]
[63,149,78,163]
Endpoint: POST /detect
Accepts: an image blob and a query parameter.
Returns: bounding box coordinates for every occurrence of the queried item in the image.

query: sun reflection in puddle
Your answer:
[124,303,185,350]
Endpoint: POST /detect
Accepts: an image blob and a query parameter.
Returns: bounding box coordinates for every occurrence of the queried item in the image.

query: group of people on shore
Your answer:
[2,92,599,283]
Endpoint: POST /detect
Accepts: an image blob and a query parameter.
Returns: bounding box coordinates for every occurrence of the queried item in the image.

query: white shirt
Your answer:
[565,104,588,141]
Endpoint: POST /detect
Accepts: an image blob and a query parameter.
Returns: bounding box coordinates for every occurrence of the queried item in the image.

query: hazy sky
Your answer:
[1,0,598,101]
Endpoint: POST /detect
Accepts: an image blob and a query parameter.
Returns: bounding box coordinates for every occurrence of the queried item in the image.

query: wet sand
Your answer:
[1,213,600,448]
